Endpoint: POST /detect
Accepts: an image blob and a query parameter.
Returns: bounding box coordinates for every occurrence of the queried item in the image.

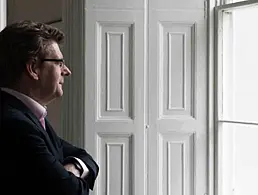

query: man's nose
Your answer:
[63,65,72,76]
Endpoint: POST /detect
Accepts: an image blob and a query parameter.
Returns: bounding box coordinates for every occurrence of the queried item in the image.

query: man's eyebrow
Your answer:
[41,58,64,62]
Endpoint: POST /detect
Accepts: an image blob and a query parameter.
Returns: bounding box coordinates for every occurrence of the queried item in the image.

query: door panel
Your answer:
[148,10,207,195]
[85,10,145,195]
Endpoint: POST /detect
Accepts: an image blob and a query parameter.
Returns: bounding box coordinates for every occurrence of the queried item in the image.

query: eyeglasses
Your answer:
[41,58,65,68]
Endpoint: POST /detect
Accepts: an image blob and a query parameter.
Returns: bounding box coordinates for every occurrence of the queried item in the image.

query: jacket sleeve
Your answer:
[61,138,99,190]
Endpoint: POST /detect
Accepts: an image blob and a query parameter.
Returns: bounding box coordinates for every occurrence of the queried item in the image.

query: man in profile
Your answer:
[0,20,99,195]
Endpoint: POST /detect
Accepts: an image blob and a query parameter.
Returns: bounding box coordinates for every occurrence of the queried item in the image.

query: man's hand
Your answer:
[64,163,80,177]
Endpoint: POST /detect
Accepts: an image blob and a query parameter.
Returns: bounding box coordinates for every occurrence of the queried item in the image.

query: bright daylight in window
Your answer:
[216,1,258,195]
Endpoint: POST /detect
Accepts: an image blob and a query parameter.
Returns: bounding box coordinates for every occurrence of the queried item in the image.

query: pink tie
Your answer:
[39,117,46,130]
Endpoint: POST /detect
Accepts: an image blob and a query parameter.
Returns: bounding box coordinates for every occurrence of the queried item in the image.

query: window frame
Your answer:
[214,0,258,195]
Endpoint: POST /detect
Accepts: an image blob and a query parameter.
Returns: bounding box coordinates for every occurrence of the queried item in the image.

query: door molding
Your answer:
[0,0,6,30]
[208,0,216,195]
[61,0,85,148]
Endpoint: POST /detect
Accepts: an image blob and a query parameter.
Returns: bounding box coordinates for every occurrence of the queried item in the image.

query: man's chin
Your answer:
[49,90,63,102]
[56,90,63,97]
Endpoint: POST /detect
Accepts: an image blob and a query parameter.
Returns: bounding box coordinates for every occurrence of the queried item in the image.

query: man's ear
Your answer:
[26,59,40,80]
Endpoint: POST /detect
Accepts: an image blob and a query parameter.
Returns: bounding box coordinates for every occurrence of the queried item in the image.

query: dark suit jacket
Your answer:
[0,90,99,195]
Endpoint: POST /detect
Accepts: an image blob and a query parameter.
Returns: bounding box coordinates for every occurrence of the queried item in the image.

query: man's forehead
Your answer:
[44,42,63,58]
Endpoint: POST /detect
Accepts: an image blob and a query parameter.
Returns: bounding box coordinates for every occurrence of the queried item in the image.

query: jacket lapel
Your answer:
[25,112,60,158]
[45,119,61,154]
[1,91,60,158]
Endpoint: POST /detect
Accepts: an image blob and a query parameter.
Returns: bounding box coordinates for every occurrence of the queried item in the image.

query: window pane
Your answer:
[222,5,258,122]
[220,122,258,195]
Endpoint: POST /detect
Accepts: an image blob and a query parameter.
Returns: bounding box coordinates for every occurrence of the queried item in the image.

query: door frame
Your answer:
[207,0,217,195]
[0,0,6,30]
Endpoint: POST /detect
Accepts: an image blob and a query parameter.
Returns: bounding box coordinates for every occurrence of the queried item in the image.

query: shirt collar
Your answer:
[1,88,47,119]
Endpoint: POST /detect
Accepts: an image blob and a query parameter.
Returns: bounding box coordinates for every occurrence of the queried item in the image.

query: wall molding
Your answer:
[61,0,85,148]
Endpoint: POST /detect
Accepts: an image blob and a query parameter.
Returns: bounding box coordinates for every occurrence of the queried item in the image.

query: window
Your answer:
[215,1,258,195]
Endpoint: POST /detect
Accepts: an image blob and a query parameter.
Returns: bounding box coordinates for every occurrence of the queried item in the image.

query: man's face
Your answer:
[36,42,71,105]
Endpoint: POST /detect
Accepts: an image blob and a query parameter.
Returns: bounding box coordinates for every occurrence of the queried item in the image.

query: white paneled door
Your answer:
[148,8,208,195]
[82,0,208,195]
[85,9,146,195]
